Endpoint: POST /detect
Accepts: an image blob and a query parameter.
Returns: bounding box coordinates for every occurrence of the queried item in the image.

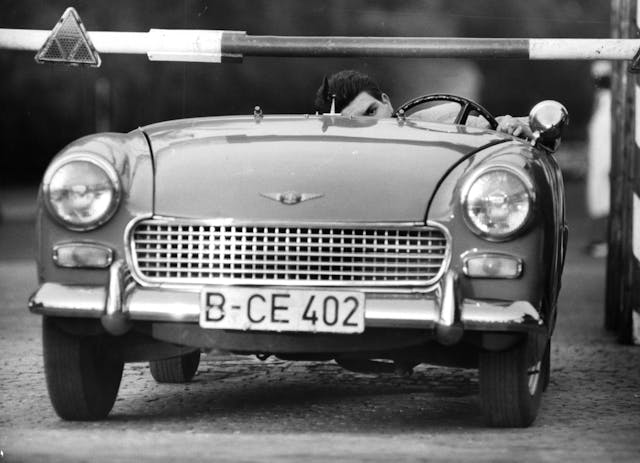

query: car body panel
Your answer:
[427,141,564,330]
[35,130,153,286]
[145,115,509,221]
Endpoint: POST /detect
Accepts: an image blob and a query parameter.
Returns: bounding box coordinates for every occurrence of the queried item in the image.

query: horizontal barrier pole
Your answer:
[1,28,640,61]
[0,29,49,50]
[224,35,640,60]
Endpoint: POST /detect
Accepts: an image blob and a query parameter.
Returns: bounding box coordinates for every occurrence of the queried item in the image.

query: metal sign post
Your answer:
[608,0,640,344]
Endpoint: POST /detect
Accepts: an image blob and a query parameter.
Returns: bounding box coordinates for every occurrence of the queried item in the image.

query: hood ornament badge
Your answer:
[260,191,324,205]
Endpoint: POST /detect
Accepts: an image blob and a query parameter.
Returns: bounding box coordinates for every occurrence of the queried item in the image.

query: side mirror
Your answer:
[528,100,569,153]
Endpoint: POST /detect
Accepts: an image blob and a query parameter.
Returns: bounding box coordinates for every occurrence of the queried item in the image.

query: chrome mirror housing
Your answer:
[528,100,569,153]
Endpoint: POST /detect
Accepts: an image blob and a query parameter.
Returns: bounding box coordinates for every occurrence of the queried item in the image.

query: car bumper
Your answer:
[29,260,544,344]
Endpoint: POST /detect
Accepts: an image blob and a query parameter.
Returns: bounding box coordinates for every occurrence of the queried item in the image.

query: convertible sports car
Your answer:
[29,94,568,427]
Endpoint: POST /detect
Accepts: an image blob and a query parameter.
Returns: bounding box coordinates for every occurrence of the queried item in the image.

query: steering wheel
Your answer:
[392,93,498,130]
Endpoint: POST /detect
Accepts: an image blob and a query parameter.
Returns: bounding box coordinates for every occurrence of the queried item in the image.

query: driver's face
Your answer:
[341,91,394,118]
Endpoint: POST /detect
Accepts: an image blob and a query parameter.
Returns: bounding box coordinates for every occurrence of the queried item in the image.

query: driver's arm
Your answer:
[408,102,460,124]
[410,103,532,139]
[495,115,533,138]
[466,114,532,139]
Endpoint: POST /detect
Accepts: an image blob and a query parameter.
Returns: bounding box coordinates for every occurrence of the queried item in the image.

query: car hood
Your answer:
[143,115,508,222]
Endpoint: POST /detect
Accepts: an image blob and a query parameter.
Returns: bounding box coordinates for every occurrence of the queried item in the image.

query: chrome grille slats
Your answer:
[129,220,449,286]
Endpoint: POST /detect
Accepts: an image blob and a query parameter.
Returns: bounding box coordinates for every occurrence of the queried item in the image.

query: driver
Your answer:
[314,70,532,138]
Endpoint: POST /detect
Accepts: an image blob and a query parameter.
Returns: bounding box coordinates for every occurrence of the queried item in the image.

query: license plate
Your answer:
[199,287,365,333]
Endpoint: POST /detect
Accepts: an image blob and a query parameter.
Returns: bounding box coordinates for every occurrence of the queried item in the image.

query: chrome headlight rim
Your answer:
[460,163,535,242]
[42,154,121,231]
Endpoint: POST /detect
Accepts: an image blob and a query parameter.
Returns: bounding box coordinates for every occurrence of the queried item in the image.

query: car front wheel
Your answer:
[479,337,548,427]
[149,350,200,383]
[43,317,124,421]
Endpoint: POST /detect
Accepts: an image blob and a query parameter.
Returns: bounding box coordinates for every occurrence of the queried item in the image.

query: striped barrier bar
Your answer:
[2,28,640,63]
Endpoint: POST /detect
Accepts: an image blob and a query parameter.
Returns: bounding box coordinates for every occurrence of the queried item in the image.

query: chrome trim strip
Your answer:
[119,282,443,295]
[126,288,201,321]
[105,260,125,318]
[126,288,442,328]
[461,299,542,325]
[101,259,131,334]
[364,297,439,328]
[28,285,441,327]
[124,217,452,289]
[130,217,434,227]
[28,283,106,317]
[435,270,463,345]
[29,283,543,330]
[437,271,457,327]
[124,212,154,286]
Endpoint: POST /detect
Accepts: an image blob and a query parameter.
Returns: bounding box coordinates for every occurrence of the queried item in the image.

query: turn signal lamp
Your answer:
[53,243,113,268]
[463,252,523,279]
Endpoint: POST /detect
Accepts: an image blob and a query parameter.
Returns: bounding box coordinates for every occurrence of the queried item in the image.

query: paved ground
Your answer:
[0,180,639,462]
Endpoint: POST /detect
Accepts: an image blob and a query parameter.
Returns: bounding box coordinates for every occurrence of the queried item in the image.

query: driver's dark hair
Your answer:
[314,70,384,113]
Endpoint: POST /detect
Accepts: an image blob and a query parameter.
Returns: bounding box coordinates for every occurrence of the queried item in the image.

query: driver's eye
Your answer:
[364,104,377,116]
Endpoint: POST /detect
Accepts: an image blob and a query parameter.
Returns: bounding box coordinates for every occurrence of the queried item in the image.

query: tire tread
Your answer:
[149,350,200,383]
[479,340,543,428]
[43,317,123,420]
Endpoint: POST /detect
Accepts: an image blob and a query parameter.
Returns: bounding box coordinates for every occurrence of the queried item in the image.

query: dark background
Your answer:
[0,0,610,185]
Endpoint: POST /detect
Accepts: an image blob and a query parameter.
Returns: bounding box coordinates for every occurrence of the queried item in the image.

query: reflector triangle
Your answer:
[35,7,101,67]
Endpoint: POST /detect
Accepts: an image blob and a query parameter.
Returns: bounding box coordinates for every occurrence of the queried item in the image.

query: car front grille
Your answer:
[129,219,449,286]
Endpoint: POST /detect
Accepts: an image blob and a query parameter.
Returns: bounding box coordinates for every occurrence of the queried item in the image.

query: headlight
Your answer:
[43,155,121,231]
[461,165,534,240]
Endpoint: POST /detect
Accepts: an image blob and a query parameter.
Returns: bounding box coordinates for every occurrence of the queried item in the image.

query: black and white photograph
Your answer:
[0,1,639,461]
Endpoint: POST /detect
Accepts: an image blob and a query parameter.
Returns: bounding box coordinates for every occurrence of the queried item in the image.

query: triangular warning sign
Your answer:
[35,7,101,67]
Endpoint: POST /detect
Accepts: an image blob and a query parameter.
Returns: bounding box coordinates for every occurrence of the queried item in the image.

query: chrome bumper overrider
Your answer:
[29,260,543,342]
